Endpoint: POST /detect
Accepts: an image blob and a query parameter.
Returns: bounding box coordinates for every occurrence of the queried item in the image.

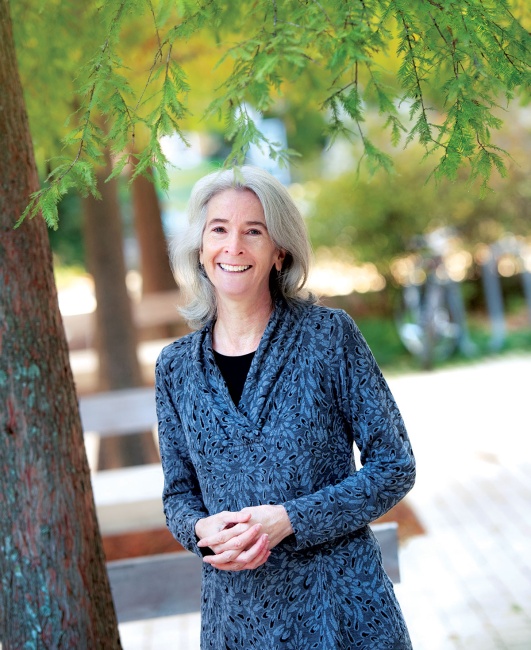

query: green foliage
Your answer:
[354,317,414,371]
[48,192,85,266]
[355,314,531,372]
[11,0,531,226]
[307,131,531,274]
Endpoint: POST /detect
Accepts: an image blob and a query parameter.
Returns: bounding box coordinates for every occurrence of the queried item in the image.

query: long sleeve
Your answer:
[283,310,416,550]
[155,349,209,556]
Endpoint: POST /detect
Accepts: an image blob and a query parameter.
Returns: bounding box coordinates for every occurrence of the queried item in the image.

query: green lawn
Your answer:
[355,315,531,374]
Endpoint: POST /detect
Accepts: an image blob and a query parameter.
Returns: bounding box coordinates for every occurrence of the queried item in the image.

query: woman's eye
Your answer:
[212,226,225,233]
[247,229,261,236]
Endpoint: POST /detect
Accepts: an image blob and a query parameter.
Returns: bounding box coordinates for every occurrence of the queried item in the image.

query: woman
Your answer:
[155,166,415,649]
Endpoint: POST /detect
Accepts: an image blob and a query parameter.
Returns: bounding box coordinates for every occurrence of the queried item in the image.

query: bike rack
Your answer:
[479,237,531,351]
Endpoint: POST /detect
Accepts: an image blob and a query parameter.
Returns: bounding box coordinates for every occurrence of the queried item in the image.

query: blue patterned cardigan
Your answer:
[155,299,415,649]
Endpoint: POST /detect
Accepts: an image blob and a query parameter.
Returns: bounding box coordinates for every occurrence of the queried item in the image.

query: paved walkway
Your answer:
[391,355,531,650]
[115,353,531,649]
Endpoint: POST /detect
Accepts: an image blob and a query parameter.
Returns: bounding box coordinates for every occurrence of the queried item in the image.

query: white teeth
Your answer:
[219,264,251,272]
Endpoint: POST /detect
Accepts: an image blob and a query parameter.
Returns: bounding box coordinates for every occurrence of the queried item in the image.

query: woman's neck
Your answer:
[213,296,274,355]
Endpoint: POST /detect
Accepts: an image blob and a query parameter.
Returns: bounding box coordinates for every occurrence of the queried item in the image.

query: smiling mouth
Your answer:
[218,263,251,272]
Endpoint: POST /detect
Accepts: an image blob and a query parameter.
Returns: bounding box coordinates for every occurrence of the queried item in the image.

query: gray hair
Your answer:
[171,166,313,329]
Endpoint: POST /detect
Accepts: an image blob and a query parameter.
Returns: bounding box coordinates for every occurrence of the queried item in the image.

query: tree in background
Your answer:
[83,151,161,469]
[307,109,531,278]
[1,0,529,646]
[132,171,177,298]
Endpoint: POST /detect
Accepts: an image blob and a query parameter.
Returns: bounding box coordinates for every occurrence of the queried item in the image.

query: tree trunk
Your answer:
[132,171,176,296]
[131,170,179,340]
[84,156,143,392]
[83,157,159,468]
[0,1,121,646]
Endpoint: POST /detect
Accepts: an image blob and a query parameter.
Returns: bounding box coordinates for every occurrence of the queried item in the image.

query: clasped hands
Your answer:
[195,504,293,571]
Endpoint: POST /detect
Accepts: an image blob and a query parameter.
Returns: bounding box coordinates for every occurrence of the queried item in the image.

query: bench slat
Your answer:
[80,387,156,436]
[108,522,400,623]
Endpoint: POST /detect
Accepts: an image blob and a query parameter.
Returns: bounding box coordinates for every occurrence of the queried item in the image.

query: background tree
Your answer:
[307,108,531,278]
[83,150,160,468]
[131,171,176,298]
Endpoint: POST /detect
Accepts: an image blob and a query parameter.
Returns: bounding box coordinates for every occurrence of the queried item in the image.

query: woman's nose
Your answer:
[224,232,243,255]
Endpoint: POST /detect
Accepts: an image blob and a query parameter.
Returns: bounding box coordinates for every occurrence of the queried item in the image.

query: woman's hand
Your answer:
[195,510,253,548]
[195,505,293,571]
[238,505,293,549]
[195,510,271,571]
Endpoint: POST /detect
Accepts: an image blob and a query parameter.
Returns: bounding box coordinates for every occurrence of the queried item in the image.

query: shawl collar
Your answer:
[189,299,309,443]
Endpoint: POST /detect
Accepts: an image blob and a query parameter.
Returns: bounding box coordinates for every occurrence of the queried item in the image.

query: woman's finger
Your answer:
[235,535,270,569]
[238,540,271,570]
[199,522,261,550]
[203,533,269,570]
[204,550,270,572]
[203,533,265,566]
[231,539,271,571]
[197,521,250,548]
[195,510,252,543]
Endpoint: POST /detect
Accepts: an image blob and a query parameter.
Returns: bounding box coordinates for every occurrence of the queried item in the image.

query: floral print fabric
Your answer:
[155,300,415,649]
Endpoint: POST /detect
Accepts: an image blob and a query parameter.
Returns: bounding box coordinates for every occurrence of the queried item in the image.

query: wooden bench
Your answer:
[63,289,187,350]
[107,522,400,623]
[80,387,402,621]
[80,387,162,533]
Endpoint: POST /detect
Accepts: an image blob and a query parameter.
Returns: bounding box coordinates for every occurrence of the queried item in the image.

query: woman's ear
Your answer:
[275,249,286,272]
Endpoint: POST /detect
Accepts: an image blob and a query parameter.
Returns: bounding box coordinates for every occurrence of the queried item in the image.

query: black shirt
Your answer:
[213,350,255,406]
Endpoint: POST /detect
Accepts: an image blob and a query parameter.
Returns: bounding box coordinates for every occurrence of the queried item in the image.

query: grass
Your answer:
[355,317,415,372]
[355,314,531,375]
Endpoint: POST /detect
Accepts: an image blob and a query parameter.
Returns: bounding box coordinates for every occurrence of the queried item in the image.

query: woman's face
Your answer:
[200,188,285,306]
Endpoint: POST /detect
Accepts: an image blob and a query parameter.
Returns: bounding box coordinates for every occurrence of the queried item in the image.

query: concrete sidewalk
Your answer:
[115,353,531,650]
[391,354,531,650]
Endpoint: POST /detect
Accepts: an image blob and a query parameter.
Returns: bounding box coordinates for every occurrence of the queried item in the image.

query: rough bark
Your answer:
[83,158,159,468]
[0,1,121,646]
